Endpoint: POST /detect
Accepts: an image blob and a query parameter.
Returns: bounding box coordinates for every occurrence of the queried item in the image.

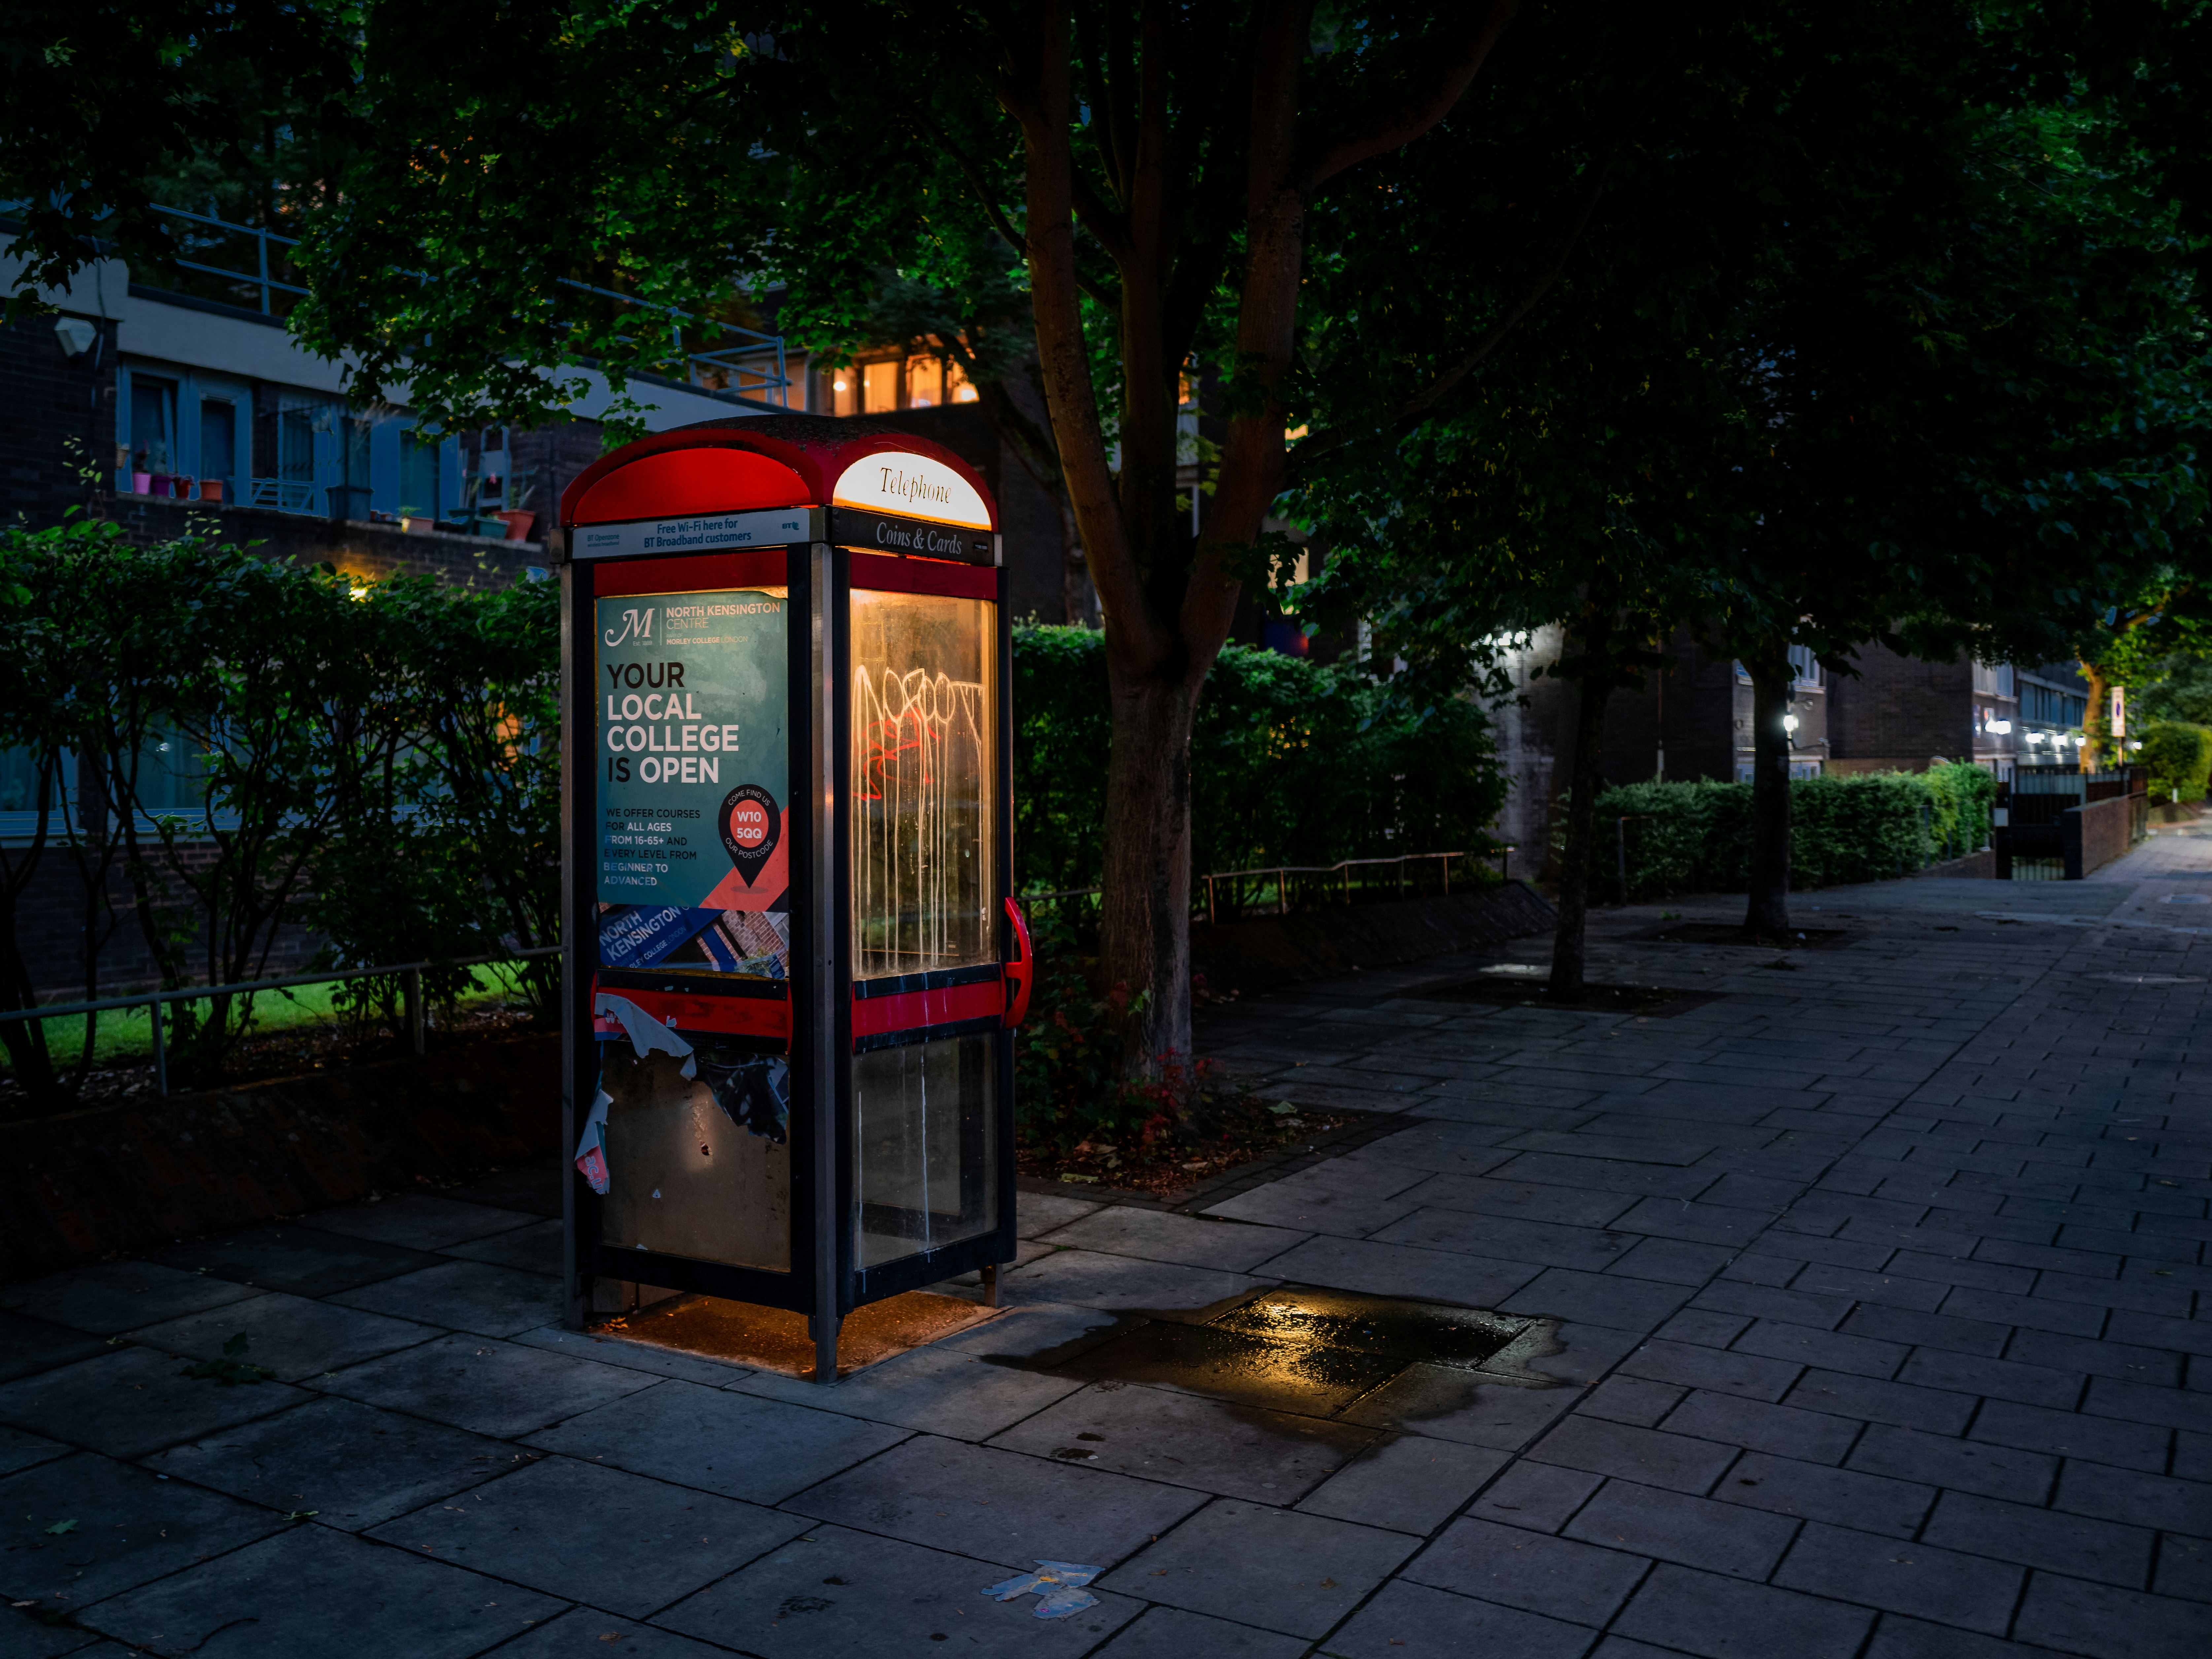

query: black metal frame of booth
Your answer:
[557,422,1024,1381]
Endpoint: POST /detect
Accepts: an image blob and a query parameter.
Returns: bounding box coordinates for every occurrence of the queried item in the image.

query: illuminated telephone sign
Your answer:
[558,420,1028,1381]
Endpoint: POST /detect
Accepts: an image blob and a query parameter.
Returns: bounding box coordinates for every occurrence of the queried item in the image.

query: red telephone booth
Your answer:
[557,416,1029,1381]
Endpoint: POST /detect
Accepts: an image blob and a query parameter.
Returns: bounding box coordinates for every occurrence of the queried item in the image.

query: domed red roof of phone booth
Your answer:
[560,414,998,532]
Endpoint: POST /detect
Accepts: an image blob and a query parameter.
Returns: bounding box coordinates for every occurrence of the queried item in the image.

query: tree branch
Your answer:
[1295,0,1521,193]
[913,109,1029,259]
[1285,166,1604,479]
[1070,170,1137,266]
[1393,165,1605,419]
[998,2,1161,670]
[1073,4,1126,206]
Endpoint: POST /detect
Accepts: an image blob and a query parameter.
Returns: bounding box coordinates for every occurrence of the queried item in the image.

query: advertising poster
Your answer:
[596,585,790,978]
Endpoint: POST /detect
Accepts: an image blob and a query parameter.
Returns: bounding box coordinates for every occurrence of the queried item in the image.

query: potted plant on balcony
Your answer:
[130,448,152,495]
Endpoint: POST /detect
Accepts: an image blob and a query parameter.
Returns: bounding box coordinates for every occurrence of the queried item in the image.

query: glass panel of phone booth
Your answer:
[849,590,998,977]
[848,585,1001,1271]
[853,1032,999,1268]
[593,581,795,1274]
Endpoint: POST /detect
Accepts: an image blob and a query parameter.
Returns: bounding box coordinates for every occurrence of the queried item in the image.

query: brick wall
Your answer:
[0,311,118,527]
[2069,795,2134,878]
[503,420,606,551]
[1603,629,1743,783]
[1828,642,1973,769]
[13,843,323,1001]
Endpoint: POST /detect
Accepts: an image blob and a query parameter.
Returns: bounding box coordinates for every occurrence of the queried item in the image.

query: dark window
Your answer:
[134,727,208,815]
[279,406,316,487]
[131,376,179,472]
[0,747,61,814]
[400,428,441,515]
[199,399,236,487]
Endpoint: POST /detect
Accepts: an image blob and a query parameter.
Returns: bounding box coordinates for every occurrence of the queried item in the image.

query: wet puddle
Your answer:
[989,1285,1561,1420]
[583,1282,1564,1415]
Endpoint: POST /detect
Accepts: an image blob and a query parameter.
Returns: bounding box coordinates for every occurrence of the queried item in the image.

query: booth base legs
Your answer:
[809,1311,842,1384]
[981,1263,1002,1308]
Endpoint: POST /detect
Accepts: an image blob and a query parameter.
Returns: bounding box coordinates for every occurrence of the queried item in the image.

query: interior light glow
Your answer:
[833,379,848,391]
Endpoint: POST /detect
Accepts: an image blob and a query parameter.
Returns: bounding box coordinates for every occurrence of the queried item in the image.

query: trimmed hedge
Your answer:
[1012,625,1506,896]
[1589,763,1998,900]
[2137,722,2212,804]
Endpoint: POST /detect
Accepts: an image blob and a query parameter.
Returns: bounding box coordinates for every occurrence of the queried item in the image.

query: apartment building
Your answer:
[1598,634,2082,789]
[2,205,795,587]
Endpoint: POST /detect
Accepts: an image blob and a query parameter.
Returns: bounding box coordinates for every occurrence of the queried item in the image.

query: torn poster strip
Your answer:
[980,1560,1103,1619]
[694,1049,792,1144]
[595,991,698,1079]
[574,1088,613,1195]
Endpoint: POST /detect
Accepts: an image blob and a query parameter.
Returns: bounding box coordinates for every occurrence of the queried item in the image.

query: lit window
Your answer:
[863,360,898,412]
[946,359,978,402]
[906,356,941,408]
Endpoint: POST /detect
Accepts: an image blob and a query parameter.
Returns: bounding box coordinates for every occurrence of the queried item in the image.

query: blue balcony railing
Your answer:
[140,204,791,405]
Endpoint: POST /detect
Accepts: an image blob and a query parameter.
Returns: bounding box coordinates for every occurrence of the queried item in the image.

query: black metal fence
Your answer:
[0,948,560,1096]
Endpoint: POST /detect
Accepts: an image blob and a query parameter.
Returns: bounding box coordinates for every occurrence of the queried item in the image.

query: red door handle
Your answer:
[1003,897,1033,1028]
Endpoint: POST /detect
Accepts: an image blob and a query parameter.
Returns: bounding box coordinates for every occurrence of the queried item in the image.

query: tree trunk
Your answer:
[1099,664,1200,1063]
[1548,666,1614,1000]
[2080,661,2110,773]
[1744,658,1793,938]
[995,3,1515,1074]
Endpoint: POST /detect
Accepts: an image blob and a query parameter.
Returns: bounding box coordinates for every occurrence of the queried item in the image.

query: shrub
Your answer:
[1012,625,1506,895]
[1010,627,1505,1144]
[1009,898,1242,1152]
[2137,722,2212,804]
[1590,764,1998,901]
[0,526,560,1096]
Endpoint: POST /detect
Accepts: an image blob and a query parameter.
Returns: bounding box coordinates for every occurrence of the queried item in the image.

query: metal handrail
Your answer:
[153,202,310,316]
[1019,846,1520,924]
[556,277,792,405]
[0,946,560,1096]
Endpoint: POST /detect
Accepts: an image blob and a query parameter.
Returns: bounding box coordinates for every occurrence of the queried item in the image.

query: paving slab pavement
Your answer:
[3,832,2210,1656]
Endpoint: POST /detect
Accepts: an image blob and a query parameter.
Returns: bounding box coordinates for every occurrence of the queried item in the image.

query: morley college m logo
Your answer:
[604,608,654,648]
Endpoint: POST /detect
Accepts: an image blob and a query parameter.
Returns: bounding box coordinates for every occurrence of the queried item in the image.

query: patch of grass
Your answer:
[3,966,523,1076]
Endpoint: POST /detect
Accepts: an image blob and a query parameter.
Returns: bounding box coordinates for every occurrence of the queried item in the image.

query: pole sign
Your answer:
[595,584,792,979]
